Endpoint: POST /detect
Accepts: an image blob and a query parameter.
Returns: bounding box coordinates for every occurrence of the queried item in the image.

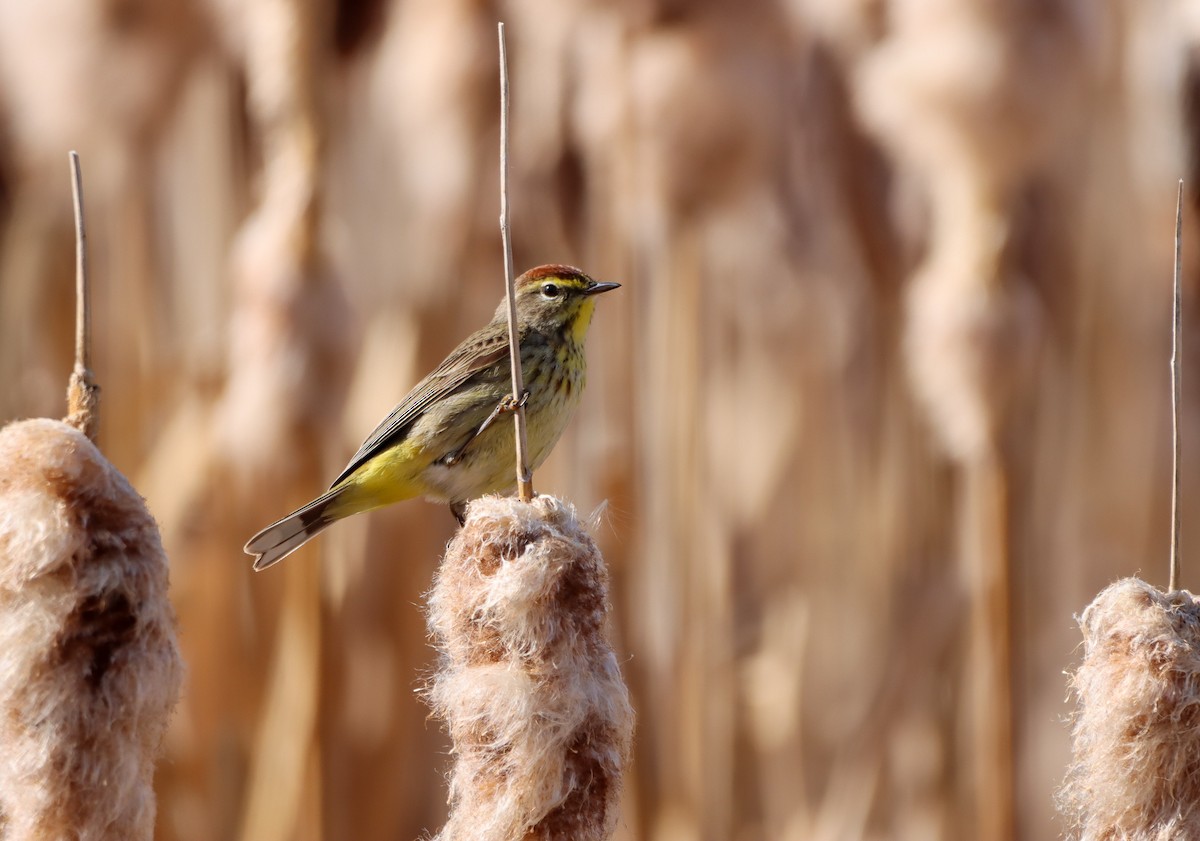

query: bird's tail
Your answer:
[245,488,344,571]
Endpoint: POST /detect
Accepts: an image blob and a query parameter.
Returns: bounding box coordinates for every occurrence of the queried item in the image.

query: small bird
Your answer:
[244,264,619,571]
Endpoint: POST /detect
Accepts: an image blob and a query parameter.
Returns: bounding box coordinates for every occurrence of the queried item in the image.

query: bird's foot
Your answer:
[499,390,530,412]
[450,501,467,525]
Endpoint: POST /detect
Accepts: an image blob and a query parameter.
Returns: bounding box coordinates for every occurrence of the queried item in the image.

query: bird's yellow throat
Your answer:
[569,297,597,346]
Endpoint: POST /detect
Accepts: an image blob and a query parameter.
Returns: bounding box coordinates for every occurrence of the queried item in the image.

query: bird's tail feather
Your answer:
[245,489,343,571]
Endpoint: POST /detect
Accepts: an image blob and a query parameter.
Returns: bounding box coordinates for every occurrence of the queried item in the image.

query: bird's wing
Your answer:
[329,329,511,488]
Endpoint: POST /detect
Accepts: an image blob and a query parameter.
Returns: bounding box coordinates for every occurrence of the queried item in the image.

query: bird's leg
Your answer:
[450,501,467,525]
[442,391,531,466]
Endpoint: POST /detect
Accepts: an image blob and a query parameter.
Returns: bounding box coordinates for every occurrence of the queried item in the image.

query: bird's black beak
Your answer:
[583,281,621,296]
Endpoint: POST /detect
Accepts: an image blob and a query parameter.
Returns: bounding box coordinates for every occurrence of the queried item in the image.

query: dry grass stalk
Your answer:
[426,495,634,841]
[0,418,182,839]
[1060,578,1200,839]
[64,151,98,442]
[1170,180,1183,593]
[496,21,533,504]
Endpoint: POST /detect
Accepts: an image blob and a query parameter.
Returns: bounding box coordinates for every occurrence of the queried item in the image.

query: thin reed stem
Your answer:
[66,151,99,442]
[72,152,89,375]
[1171,179,1183,592]
[498,22,533,503]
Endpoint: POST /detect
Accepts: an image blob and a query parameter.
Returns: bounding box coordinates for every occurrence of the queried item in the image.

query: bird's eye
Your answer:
[541,283,561,299]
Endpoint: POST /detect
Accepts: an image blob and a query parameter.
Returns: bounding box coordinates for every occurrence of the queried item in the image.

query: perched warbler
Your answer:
[244,264,619,571]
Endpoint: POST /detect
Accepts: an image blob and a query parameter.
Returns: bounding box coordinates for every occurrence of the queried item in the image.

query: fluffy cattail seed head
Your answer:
[1059,577,1200,840]
[0,418,183,840]
[426,494,634,841]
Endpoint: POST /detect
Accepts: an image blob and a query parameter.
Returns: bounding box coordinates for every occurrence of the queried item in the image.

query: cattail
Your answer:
[425,494,634,841]
[1059,577,1200,839]
[0,417,183,840]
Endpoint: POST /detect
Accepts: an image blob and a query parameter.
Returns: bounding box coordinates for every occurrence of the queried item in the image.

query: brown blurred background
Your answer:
[1,0,1198,839]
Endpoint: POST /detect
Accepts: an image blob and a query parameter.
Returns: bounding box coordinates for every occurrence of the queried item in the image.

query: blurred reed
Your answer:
[0,1,1195,840]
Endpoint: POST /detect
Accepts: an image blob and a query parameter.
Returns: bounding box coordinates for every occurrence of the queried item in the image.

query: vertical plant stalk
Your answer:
[498,21,534,503]
[1171,179,1183,593]
[966,453,1014,841]
[66,151,99,441]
